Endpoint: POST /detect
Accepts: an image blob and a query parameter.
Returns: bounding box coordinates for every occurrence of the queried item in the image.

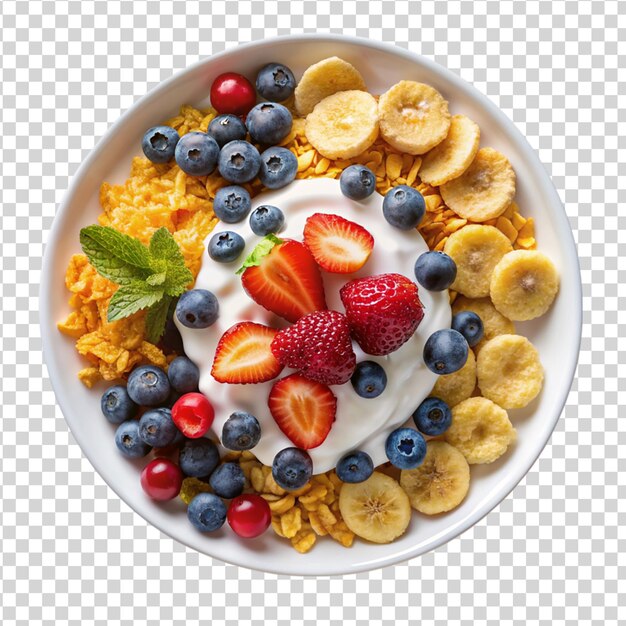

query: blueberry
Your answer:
[209,462,245,499]
[187,492,227,532]
[208,230,245,263]
[221,411,261,451]
[350,361,387,399]
[249,204,285,236]
[101,385,138,424]
[451,311,484,347]
[179,438,220,477]
[258,146,297,189]
[174,132,220,176]
[176,289,219,329]
[272,447,313,490]
[167,356,199,394]
[336,450,374,483]
[141,126,180,164]
[127,365,171,407]
[414,251,457,291]
[218,140,261,184]
[207,114,247,148]
[114,420,151,458]
[413,397,452,436]
[340,165,376,201]
[161,317,184,355]
[213,185,252,223]
[139,407,180,448]
[423,329,469,375]
[245,102,292,146]
[382,185,426,230]
[385,427,427,469]
[256,63,296,102]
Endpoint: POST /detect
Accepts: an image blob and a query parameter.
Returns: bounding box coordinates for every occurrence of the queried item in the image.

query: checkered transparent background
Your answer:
[1,1,624,624]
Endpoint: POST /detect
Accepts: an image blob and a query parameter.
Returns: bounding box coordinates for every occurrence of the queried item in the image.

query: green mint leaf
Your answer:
[163,264,194,297]
[236,234,283,275]
[145,296,172,344]
[80,225,153,271]
[149,227,185,264]
[107,282,164,322]
[146,272,167,286]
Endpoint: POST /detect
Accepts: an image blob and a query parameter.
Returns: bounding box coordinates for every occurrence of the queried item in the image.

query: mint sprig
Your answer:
[236,233,284,275]
[80,225,193,342]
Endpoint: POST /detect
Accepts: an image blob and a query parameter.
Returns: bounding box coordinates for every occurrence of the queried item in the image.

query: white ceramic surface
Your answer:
[41,35,582,576]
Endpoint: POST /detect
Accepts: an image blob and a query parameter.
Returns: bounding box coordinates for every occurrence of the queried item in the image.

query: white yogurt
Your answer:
[177,178,451,473]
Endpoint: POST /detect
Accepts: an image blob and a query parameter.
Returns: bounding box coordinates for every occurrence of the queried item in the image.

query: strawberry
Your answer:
[271,310,356,385]
[268,374,336,449]
[211,321,283,384]
[303,213,374,274]
[340,273,424,356]
[240,238,327,323]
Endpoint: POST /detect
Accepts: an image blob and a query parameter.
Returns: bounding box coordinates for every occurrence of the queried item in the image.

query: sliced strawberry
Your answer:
[303,213,374,274]
[211,322,283,384]
[240,238,327,323]
[268,374,336,449]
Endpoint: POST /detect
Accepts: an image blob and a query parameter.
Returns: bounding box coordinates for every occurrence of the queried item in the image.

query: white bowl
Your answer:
[41,34,582,576]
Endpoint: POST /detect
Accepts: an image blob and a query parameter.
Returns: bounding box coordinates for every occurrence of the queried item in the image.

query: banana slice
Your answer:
[440,148,516,221]
[400,441,470,515]
[338,471,411,544]
[378,81,451,155]
[490,250,560,321]
[430,348,476,408]
[445,397,516,464]
[294,56,367,116]
[443,225,513,298]
[419,115,480,186]
[476,334,544,409]
[305,90,379,160]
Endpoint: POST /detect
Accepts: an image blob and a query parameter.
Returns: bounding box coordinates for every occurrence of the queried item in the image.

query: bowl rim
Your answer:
[41,33,582,576]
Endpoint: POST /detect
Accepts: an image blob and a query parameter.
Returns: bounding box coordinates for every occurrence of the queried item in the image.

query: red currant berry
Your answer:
[210,72,256,116]
[171,392,214,438]
[227,494,271,538]
[140,458,183,501]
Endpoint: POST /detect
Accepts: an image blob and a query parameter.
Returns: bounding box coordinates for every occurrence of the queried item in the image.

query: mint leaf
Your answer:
[149,227,185,264]
[146,272,167,286]
[163,264,193,297]
[81,225,153,270]
[236,234,283,275]
[145,296,172,344]
[107,282,164,322]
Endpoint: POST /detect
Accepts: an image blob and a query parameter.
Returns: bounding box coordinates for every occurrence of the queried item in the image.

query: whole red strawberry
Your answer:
[270,310,357,385]
[340,273,424,356]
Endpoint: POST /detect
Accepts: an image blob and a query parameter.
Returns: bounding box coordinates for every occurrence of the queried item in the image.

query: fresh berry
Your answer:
[179,438,220,477]
[208,230,245,263]
[270,310,356,385]
[114,420,151,458]
[339,164,376,200]
[213,185,251,223]
[413,397,452,436]
[209,462,245,499]
[240,239,327,323]
[140,457,183,500]
[139,408,180,448]
[176,289,219,329]
[350,361,387,399]
[218,140,261,184]
[171,392,215,438]
[101,384,138,424]
[451,311,484,347]
[249,205,285,236]
[227,494,272,538]
[382,185,426,230]
[414,250,457,291]
[245,102,293,146]
[210,72,256,116]
[271,447,313,490]
[187,492,227,532]
[127,365,171,406]
[385,427,427,469]
[423,329,469,375]
[258,146,297,189]
[211,322,283,384]
[303,213,374,274]
[167,356,199,395]
[174,132,220,176]
[161,317,184,354]
[142,126,180,164]
[256,63,296,102]
[268,374,336,449]
[221,411,261,451]
[336,450,374,483]
[340,273,424,356]
[207,113,247,148]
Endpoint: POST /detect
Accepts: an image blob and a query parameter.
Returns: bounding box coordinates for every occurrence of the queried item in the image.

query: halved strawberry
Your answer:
[211,322,283,384]
[303,213,374,274]
[268,374,336,449]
